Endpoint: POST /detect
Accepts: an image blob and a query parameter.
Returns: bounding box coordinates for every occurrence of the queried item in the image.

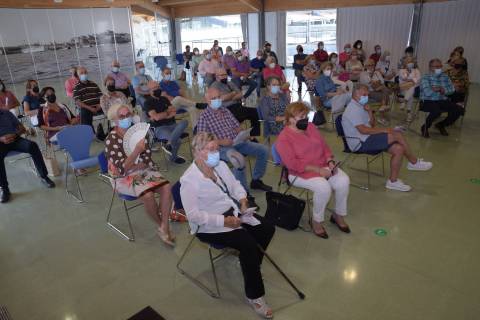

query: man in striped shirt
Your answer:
[73,67,103,128]
[419,58,463,138]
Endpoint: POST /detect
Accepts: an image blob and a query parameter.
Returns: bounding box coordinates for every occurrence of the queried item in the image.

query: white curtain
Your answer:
[417,0,480,82]
[264,11,286,66]
[337,4,414,69]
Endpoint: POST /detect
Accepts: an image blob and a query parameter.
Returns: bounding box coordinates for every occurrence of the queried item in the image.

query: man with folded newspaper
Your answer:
[196,87,272,207]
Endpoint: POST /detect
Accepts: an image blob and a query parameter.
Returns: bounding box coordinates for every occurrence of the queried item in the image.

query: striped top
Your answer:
[73,80,102,106]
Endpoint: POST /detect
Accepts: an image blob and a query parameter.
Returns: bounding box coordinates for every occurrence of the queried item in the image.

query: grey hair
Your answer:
[192,132,217,155]
[429,58,442,67]
[353,83,369,95]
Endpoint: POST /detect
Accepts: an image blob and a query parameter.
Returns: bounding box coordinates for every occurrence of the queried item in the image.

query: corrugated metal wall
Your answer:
[417,0,480,82]
[337,4,414,70]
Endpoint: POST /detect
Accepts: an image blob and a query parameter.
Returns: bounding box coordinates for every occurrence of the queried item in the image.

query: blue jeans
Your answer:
[232,77,257,99]
[153,120,188,160]
[252,72,263,97]
[220,141,268,192]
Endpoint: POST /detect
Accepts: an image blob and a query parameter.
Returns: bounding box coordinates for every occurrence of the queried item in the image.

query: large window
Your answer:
[286,9,337,65]
[179,15,243,53]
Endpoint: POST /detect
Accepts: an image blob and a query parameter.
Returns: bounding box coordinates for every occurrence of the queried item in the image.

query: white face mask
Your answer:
[269,63,275,69]
[237,56,243,62]
[434,68,442,75]
[226,51,233,56]
[206,54,212,60]
[323,69,332,77]
[319,45,324,50]
[407,63,414,69]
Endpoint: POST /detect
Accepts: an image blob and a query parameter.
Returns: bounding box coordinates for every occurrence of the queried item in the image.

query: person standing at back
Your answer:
[73,67,103,128]
[313,41,328,64]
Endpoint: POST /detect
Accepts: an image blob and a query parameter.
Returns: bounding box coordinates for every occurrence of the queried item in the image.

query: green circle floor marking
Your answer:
[470,178,480,185]
[374,229,387,236]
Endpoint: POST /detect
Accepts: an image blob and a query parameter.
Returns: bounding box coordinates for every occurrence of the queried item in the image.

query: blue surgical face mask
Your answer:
[270,85,280,94]
[112,67,119,73]
[359,95,369,105]
[206,151,220,168]
[79,74,88,82]
[163,74,171,81]
[434,68,442,75]
[210,98,222,110]
[139,68,146,75]
[118,117,132,129]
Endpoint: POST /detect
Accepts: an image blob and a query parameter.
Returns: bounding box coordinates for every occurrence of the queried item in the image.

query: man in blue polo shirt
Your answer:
[0,109,55,203]
[250,50,265,97]
[159,67,207,127]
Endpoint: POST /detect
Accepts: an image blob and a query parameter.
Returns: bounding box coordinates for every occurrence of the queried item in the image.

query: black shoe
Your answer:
[247,194,259,210]
[1,188,11,203]
[195,103,208,110]
[421,125,430,138]
[329,215,351,234]
[250,179,272,192]
[435,123,449,136]
[41,177,56,188]
[172,156,186,164]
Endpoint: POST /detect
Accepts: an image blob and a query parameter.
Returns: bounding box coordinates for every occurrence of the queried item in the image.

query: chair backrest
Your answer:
[335,114,351,152]
[98,152,108,174]
[56,125,95,161]
[176,53,184,65]
[271,143,282,166]
[153,56,168,69]
[171,181,183,210]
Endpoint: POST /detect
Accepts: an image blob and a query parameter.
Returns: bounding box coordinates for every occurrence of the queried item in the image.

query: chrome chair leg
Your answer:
[106,192,136,241]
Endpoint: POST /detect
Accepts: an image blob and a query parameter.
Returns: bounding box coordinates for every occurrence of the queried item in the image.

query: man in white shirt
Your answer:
[342,84,433,192]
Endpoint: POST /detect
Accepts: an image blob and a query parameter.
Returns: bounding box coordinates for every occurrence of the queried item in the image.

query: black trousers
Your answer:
[0,137,48,189]
[421,100,463,129]
[80,108,104,131]
[197,215,275,299]
[227,103,261,137]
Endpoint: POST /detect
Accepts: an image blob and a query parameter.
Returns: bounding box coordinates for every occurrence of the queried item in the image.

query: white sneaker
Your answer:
[407,158,433,171]
[386,179,412,192]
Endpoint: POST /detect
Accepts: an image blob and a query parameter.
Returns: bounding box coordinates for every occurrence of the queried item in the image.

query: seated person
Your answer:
[353,40,366,62]
[108,60,131,99]
[231,52,257,100]
[183,45,193,70]
[221,46,237,75]
[145,84,188,164]
[263,56,290,94]
[302,56,321,95]
[359,59,392,125]
[210,68,260,137]
[0,108,55,203]
[369,45,382,64]
[64,67,79,99]
[398,56,421,122]
[250,50,266,98]
[211,40,223,61]
[315,62,352,114]
[375,51,396,84]
[191,47,203,78]
[445,57,469,105]
[0,79,20,111]
[73,67,103,128]
[446,46,468,71]
[38,87,78,142]
[198,50,219,87]
[420,58,464,137]
[345,50,363,81]
[342,84,432,192]
[313,41,329,63]
[262,42,278,63]
[159,67,207,127]
[293,45,308,94]
[328,53,352,91]
[196,87,272,200]
[180,132,275,319]
[258,76,288,136]
[339,43,352,68]
[23,79,43,116]
[276,102,351,239]
[100,76,128,114]
[105,103,175,246]
[240,41,249,58]
[398,46,417,70]
[132,61,153,109]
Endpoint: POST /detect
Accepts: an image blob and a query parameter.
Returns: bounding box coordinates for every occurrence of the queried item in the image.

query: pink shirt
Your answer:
[276,123,333,179]
[65,77,79,98]
[198,59,220,76]
[263,65,285,83]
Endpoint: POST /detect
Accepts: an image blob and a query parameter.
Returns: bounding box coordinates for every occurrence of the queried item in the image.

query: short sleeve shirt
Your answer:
[250,58,265,70]
[144,96,175,127]
[342,99,371,151]
[132,74,153,96]
[22,94,42,111]
[159,80,180,97]
[234,61,250,74]
[73,81,102,106]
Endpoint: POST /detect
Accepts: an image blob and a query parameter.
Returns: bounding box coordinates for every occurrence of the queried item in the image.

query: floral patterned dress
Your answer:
[105,130,168,197]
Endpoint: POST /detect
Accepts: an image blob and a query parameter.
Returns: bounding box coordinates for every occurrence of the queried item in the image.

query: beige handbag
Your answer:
[43,144,60,177]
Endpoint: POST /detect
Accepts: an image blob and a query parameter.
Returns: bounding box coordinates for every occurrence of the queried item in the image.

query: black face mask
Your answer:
[107,85,116,92]
[32,86,39,93]
[46,94,56,104]
[265,47,271,52]
[296,118,308,131]
[153,88,163,98]
[220,78,228,84]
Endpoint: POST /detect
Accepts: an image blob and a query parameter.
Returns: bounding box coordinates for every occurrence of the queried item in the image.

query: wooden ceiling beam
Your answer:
[238,0,261,12]
[158,0,210,6]
[264,0,450,11]
[174,1,251,17]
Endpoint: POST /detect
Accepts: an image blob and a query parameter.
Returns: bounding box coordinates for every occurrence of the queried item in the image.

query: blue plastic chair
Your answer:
[56,125,98,202]
[98,152,139,241]
[335,114,385,190]
[175,53,184,66]
[153,56,169,81]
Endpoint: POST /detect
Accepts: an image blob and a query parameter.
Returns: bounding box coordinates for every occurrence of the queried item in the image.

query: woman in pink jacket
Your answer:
[276,102,351,239]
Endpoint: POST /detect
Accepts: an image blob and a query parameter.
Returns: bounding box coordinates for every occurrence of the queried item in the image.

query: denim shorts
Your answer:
[357,133,390,153]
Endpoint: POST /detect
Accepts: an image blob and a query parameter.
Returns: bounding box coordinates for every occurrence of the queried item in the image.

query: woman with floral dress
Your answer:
[105,103,175,246]
[258,76,288,137]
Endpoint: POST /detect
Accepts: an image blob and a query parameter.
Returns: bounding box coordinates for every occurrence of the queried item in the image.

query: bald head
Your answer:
[215,68,228,82]
[111,60,120,68]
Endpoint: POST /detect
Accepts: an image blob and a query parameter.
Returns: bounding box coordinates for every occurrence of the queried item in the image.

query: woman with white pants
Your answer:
[276,102,351,239]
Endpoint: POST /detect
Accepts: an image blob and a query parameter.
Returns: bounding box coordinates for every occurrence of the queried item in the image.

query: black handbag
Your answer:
[265,191,306,231]
[312,110,326,126]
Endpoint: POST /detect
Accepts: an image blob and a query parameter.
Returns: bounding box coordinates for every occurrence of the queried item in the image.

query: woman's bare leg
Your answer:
[140,191,163,227]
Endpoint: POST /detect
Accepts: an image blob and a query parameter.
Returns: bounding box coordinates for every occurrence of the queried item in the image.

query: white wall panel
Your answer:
[337,4,413,71]
[247,13,259,57]
[417,0,480,82]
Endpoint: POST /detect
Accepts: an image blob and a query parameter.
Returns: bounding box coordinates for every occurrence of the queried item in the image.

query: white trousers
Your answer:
[171,96,199,127]
[400,86,416,111]
[289,168,350,223]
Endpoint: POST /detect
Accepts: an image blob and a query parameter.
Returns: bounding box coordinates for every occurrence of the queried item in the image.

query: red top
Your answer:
[314,49,329,63]
[276,123,333,179]
[339,52,350,67]
[64,77,79,98]
[262,65,285,83]
[369,53,381,64]
[0,90,18,110]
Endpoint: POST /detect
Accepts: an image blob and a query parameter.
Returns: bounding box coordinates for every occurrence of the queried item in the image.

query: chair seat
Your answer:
[118,193,138,201]
[69,156,98,170]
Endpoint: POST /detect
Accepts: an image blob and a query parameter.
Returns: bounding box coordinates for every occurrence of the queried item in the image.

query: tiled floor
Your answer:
[1,73,479,320]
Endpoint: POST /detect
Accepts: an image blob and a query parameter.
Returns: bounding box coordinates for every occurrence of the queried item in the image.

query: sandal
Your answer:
[312,221,328,239]
[157,228,175,247]
[247,296,273,319]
